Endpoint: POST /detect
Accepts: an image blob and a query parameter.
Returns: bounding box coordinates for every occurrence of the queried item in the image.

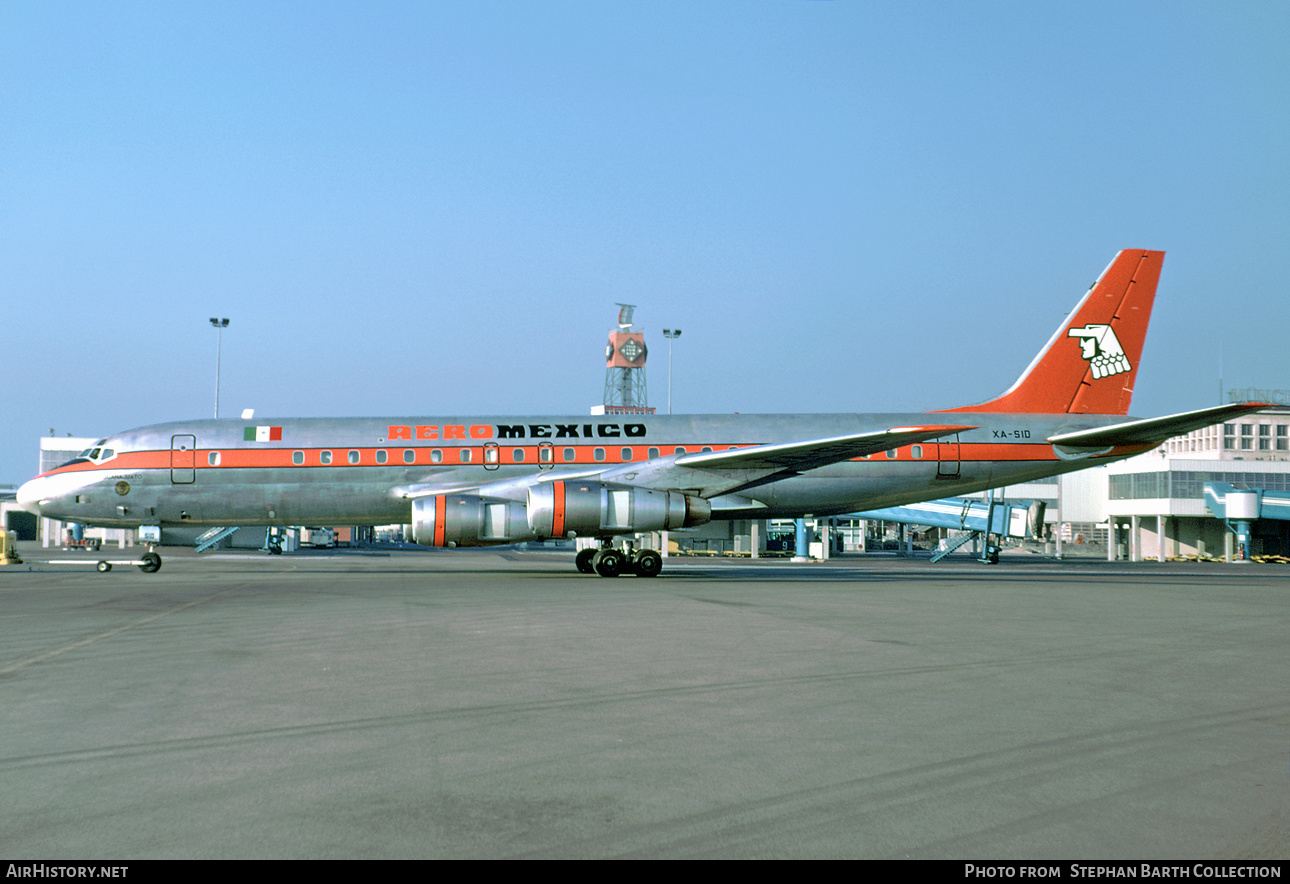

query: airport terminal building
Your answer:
[1099,404,1290,560]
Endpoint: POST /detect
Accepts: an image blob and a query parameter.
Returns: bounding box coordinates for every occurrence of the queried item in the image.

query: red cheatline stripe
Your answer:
[552,481,565,538]
[433,495,446,547]
[35,441,1081,478]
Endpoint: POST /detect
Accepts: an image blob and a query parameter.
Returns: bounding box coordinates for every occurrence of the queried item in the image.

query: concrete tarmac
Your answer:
[1,544,1288,859]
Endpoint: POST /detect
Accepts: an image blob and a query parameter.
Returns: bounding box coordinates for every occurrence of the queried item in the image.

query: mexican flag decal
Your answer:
[244,426,283,442]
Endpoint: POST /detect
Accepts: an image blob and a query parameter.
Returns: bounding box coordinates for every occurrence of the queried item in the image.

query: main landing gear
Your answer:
[575,545,664,578]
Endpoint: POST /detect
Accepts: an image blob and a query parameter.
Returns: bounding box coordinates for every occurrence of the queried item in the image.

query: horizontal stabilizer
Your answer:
[676,425,977,473]
[1047,403,1270,449]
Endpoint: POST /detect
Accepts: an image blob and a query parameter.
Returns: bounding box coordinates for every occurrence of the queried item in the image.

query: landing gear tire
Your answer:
[632,549,663,578]
[268,542,283,555]
[593,548,626,578]
[139,552,162,573]
[575,547,597,574]
[97,561,112,573]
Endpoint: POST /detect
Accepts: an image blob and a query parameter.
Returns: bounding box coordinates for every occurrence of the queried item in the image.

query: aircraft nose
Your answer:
[16,477,48,515]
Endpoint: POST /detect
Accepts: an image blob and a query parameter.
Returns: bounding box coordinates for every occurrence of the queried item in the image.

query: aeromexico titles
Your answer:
[18,249,1268,576]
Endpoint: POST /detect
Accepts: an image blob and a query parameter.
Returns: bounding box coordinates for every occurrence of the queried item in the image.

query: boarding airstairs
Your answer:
[929,530,978,563]
[194,526,239,552]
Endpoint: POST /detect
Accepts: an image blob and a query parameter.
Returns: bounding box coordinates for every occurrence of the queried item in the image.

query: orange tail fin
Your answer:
[937,249,1164,415]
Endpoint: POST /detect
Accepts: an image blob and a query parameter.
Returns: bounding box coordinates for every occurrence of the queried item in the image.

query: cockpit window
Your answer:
[73,447,116,464]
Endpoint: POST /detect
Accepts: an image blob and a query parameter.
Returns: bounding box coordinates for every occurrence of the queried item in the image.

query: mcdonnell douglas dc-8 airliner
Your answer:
[18,250,1266,576]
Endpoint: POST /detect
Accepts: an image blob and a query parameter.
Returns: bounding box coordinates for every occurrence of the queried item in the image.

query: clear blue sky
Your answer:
[4,1,1288,482]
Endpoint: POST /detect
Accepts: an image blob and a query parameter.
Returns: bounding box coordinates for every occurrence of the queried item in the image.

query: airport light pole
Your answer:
[210,317,229,418]
[663,328,681,415]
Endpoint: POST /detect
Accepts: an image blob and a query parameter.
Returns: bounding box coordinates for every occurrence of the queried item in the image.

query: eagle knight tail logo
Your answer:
[1068,324,1132,379]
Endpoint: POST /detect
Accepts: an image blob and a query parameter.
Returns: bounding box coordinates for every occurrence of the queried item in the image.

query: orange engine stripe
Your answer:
[552,481,565,537]
[433,495,446,547]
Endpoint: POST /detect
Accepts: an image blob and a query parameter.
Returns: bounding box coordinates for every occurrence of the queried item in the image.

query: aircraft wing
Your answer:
[1047,403,1270,448]
[674,425,978,472]
[595,424,978,499]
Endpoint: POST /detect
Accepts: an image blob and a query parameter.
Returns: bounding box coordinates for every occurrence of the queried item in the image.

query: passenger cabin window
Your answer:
[594,447,606,462]
[459,449,471,463]
[293,451,305,465]
[431,449,443,463]
[886,449,897,459]
[375,450,388,464]
[621,447,633,461]
[403,449,415,464]
[208,452,221,466]
[911,445,922,459]
[563,448,576,462]
[512,449,525,463]
[348,450,361,464]
[648,447,659,459]
[320,450,333,464]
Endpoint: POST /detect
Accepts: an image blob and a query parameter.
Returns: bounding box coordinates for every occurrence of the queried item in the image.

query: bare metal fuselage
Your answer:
[22,411,1134,531]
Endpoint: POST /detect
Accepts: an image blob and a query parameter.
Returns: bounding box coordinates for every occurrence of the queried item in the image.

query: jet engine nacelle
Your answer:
[527,480,711,539]
[411,482,712,548]
[411,494,536,548]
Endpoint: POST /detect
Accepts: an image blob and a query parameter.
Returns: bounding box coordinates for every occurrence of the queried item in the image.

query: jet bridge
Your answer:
[853,496,1046,563]
[1204,482,1290,560]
